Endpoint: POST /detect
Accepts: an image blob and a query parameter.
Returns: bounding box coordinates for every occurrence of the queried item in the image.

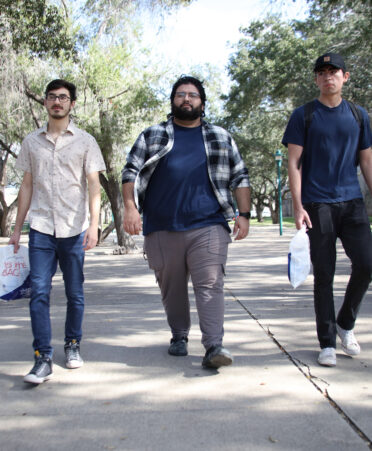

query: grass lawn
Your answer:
[250,217,296,227]
[230,217,372,230]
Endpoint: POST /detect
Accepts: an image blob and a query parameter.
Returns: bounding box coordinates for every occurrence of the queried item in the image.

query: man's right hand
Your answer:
[8,231,21,253]
[123,208,142,235]
[294,207,312,230]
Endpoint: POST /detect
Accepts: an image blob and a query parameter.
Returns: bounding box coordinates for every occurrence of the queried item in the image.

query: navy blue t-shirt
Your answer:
[142,123,228,235]
[282,99,372,203]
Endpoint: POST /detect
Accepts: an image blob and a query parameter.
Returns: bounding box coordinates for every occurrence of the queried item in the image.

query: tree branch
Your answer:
[99,172,109,192]
[0,139,18,159]
[23,77,44,106]
[107,88,130,101]
[0,189,7,210]
[60,0,69,18]
[27,96,42,129]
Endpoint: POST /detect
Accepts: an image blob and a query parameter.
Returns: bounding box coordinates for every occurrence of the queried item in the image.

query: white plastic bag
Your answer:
[288,226,311,289]
[0,245,31,301]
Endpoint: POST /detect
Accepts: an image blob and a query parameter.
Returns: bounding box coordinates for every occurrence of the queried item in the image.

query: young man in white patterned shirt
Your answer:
[10,79,106,384]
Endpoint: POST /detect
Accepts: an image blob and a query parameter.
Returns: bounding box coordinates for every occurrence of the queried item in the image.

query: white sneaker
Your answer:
[318,347,336,366]
[336,324,361,356]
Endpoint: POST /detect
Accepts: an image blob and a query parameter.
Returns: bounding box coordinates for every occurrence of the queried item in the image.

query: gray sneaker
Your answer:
[24,352,53,384]
[64,340,84,369]
[202,345,233,369]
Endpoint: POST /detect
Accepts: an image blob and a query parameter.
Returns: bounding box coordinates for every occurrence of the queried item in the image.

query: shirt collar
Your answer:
[39,120,76,136]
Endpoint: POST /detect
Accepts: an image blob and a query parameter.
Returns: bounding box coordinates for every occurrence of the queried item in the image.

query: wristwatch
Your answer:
[239,211,251,219]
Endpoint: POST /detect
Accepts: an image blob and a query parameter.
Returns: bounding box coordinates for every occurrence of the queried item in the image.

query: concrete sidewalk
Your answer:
[0,226,371,451]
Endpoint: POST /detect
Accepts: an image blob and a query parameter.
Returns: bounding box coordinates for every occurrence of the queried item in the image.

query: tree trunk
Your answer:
[252,197,264,222]
[100,221,115,243]
[255,206,264,222]
[270,202,279,224]
[99,172,136,251]
[0,203,17,236]
[0,179,17,237]
[97,109,136,252]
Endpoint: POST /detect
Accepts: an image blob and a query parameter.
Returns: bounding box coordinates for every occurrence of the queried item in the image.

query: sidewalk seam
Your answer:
[227,288,372,450]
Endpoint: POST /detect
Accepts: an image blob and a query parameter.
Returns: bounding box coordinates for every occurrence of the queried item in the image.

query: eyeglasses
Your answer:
[175,92,200,99]
[46,93,71,103]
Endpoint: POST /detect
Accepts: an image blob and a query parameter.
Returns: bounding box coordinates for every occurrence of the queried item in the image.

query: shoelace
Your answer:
[32,357,49,374]
[66,344,80,360]
[344,331,357,345]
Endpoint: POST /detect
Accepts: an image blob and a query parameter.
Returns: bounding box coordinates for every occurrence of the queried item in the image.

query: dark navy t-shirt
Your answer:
[142,123,228,235]
[282,99,372,204]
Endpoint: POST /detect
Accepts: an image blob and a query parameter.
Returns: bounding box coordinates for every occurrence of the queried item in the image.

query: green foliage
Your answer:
[80,0,194,40]
[223,0,372,222]
[303,0,372,109]
[226,16,321,123]
[74,40,165,173]
[0,0,76,57]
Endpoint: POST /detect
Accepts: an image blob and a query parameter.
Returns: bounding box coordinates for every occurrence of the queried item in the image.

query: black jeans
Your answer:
[304,199,372,349]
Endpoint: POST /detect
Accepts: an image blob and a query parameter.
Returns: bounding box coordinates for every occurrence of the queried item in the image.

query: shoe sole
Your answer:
[318,360,336,367]
[203,354,233,369]
[341,344,360,356]
[168,348,188,356]
[24,373,53,384]
[66,360,84,369]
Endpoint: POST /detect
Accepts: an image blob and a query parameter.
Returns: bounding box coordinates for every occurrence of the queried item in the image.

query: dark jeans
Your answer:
[305,199,372,349]
[28,229,85,357]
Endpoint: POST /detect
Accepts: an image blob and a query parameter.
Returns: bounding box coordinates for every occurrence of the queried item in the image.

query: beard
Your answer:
[48,105,72,120]
[172,102,203,121]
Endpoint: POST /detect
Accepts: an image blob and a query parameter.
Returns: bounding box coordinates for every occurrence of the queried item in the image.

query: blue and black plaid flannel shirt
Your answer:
[121,118,249,220]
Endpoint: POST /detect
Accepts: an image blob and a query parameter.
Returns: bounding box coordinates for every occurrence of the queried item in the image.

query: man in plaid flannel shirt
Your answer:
[122,76,250,369]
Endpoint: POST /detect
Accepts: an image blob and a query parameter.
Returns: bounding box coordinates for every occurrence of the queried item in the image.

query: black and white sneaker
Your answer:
[202,345,233,369]
[24,351,53,384]
[64,340,84,369]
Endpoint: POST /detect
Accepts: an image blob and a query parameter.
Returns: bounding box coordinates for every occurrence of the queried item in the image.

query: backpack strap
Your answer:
[298,99,363,169]
[346,100,363,165]
[297,100,316,169]
[347,100,363,127]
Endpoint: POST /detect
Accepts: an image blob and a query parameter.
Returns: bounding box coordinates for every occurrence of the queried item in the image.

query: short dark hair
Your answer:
[45,79,77,101]
[170,76,206,106]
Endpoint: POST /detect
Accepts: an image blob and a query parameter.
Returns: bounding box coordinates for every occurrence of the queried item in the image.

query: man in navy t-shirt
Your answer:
[122,76,250,369]
[282,53,372,367]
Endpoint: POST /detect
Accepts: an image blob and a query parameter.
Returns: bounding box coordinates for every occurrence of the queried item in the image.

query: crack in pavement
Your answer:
[226,288,372,450]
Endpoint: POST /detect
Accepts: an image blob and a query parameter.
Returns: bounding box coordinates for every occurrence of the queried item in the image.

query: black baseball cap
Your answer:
[314,53,346,72]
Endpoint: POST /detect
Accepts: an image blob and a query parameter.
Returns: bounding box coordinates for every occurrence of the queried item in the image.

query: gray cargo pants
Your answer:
[144,225,231,349]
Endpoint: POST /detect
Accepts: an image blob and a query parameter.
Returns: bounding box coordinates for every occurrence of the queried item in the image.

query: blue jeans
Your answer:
[28,229,85,357]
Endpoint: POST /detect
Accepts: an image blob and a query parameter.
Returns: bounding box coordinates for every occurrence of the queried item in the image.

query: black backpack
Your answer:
[298,99,363,169]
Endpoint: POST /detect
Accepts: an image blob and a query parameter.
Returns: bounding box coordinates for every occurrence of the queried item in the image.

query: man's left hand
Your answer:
[233,216,250,240]
[83,225,98,251]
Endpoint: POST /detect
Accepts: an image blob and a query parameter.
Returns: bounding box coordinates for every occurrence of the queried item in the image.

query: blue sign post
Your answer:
[275,149,283,236]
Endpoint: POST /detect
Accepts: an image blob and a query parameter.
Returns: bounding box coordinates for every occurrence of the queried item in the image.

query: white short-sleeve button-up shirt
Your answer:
[16,122,106,238]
